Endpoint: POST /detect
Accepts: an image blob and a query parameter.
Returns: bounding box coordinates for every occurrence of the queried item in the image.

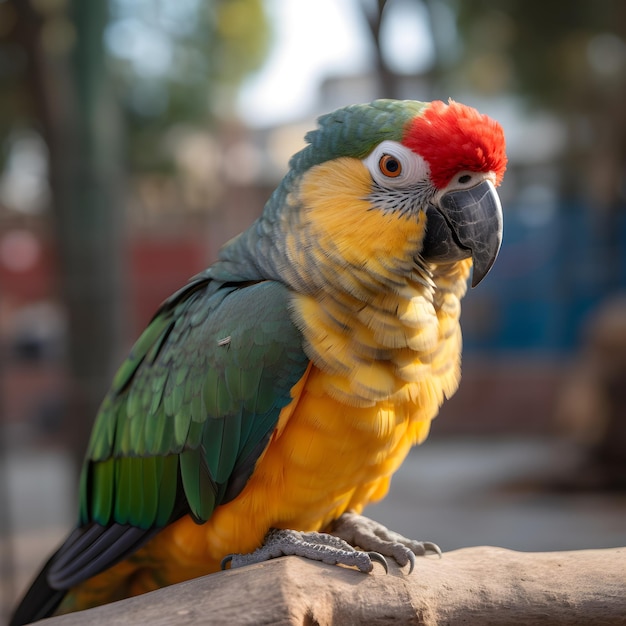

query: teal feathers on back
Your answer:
[80,278,309,530]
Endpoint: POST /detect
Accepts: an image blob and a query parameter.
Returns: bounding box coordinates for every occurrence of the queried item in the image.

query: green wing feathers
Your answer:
[80,279,309,530]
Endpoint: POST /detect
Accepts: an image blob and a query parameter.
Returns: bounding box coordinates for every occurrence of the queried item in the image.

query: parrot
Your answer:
[10,98,506,625]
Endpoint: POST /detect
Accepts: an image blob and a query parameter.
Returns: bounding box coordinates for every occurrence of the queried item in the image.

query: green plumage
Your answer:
[291,99,427,172]
[81,278,309,530]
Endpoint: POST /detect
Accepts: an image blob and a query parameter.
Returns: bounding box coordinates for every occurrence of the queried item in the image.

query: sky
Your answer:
[237,0,435,127]
[104,0,437,127]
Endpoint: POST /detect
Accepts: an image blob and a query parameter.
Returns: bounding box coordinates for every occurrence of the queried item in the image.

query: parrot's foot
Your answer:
[221,528,388,573]
[330,511,442,574]
[221,512,440,575]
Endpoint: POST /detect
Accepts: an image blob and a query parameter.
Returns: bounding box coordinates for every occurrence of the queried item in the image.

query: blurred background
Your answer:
[1,0,626,620]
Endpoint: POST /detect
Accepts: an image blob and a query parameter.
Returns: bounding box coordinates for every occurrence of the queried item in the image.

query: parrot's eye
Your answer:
[379,154,402,178]
[364,140,429,189]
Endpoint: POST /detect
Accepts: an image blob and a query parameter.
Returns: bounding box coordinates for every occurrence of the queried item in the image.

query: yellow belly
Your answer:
[61,363,433,612]
[145,363,432,575]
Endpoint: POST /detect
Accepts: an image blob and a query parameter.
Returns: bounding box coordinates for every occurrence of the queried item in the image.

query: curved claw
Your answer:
[220,555,233,570]
[368,551,389,574]
[406,550,416,575]
[423,542,443,558]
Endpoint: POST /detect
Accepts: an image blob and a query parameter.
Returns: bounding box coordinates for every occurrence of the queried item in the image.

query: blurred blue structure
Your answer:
[464,203,626,353]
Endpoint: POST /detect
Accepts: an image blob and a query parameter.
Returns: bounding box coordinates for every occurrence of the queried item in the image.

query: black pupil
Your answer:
[386,158,399,172]
[458,174,472,184]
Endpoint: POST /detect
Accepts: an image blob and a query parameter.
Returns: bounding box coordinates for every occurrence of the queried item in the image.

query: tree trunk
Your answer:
[13,0,126,468]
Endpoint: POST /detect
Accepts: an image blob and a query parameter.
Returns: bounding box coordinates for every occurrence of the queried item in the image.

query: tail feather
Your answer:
[10,519,171,624]
[9,553,66,626]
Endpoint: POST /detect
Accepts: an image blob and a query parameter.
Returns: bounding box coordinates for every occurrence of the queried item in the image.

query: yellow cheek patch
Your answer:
[297,157,425,280]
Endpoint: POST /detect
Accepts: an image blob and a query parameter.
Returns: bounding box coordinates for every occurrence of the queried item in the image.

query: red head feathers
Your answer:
[403,100,507,190]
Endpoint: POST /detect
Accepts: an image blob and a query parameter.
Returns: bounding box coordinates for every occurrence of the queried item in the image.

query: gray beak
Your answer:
[421,179,503,287]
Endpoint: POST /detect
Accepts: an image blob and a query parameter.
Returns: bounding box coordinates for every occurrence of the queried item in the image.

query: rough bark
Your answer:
[37,546,625,625]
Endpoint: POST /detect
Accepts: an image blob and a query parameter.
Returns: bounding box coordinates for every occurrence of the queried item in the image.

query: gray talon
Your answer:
[424,542,442,558]
[219,518,440,576]
[406,550,416,574]
[331,512,442,571]
[368,551,389,574]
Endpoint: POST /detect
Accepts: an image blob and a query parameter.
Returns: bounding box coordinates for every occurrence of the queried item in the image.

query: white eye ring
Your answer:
[363,140,429,188]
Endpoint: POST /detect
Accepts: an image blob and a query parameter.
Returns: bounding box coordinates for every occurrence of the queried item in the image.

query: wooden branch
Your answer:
[38,546,625,625]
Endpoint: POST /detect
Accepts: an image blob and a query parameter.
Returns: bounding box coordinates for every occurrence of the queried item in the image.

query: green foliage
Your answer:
[449,0,626,108]
[103,0,269,172]
[0,0,270,173]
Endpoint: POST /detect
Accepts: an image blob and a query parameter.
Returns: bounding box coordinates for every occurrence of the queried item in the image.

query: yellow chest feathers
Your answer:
[263,270,471,528]
[285,156,472,418]
[290,263,469,417]
[272,156,472,522]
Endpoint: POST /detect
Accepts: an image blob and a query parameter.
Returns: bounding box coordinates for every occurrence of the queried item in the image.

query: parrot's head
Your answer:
[277,99,506,292]
[398,99,506,287]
